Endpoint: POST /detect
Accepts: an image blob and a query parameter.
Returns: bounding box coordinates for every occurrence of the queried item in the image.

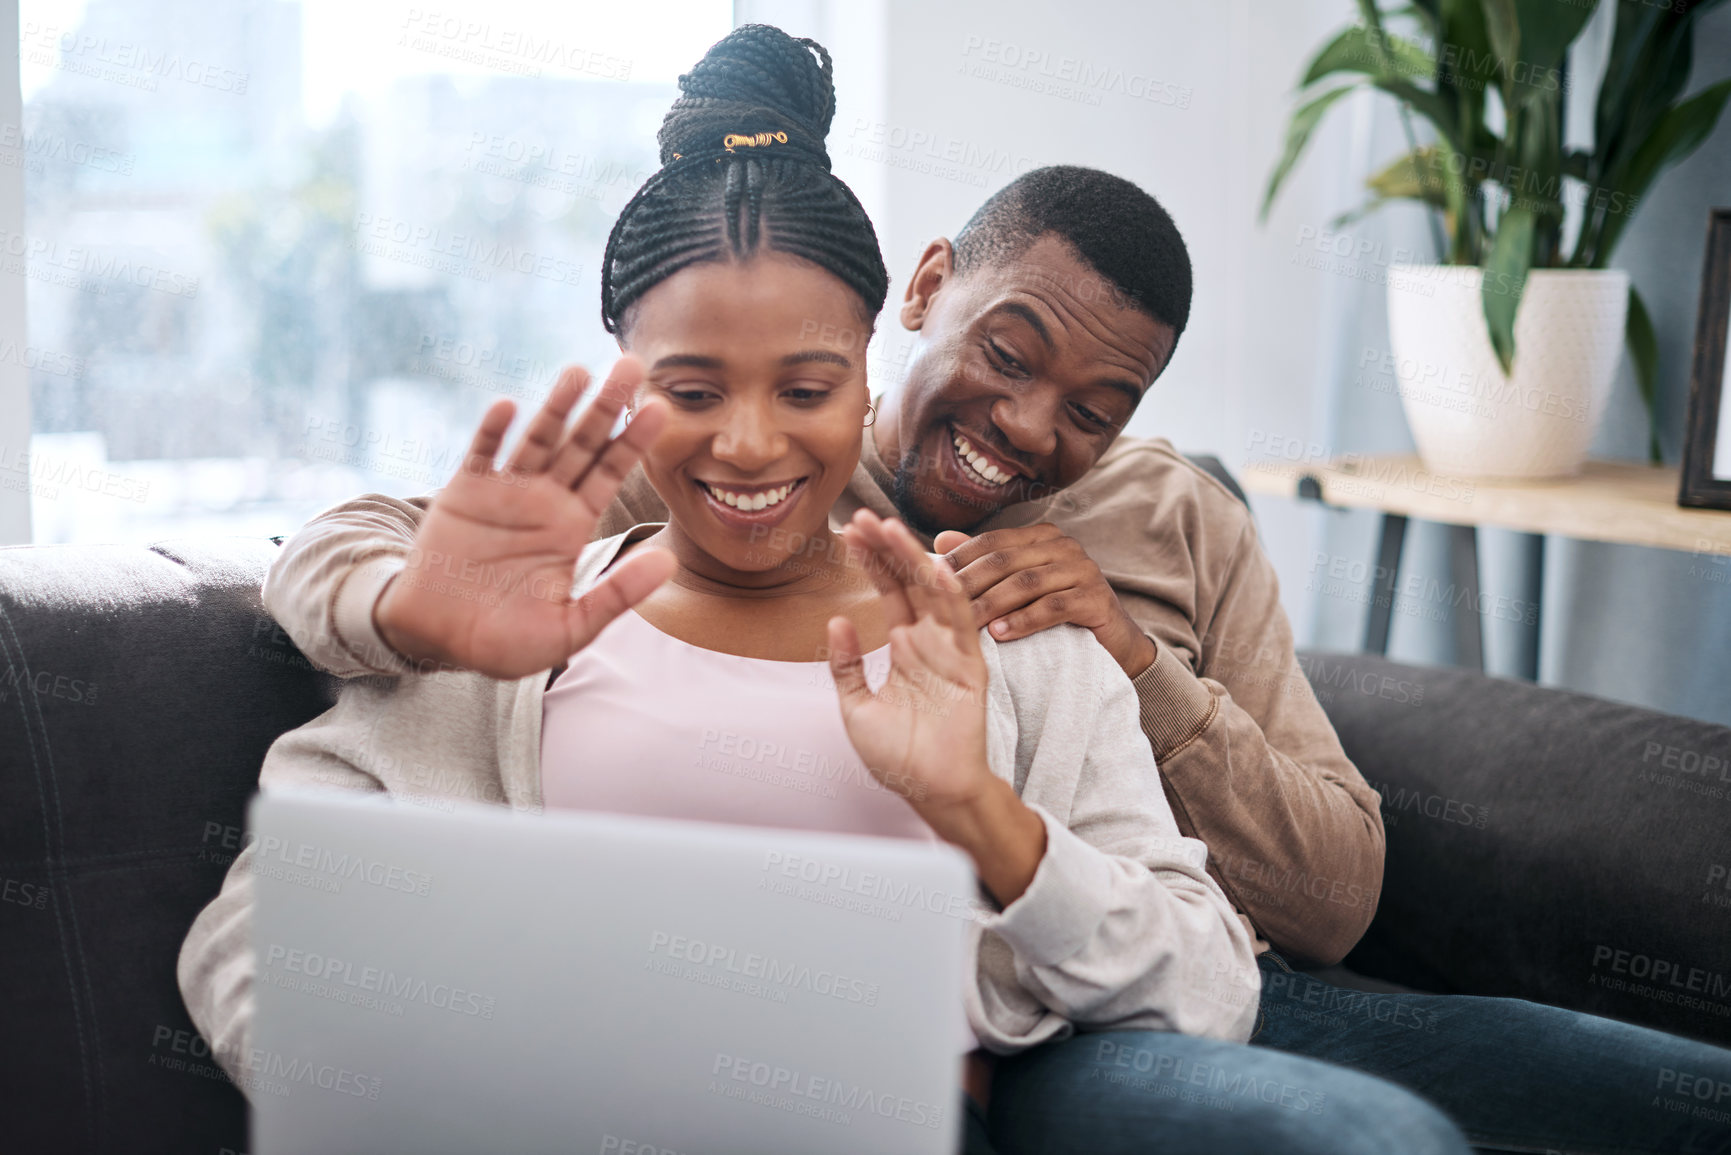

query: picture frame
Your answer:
[1679,207,1731,511]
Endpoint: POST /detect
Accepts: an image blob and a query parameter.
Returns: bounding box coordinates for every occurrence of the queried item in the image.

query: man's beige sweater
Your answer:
[178,531,1262,1083]
[271,434,1384,964]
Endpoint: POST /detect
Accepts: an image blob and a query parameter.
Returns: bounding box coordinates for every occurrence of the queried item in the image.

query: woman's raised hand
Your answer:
[828,510,1046,904]
[826,509,995,813]
[373,357,676,679]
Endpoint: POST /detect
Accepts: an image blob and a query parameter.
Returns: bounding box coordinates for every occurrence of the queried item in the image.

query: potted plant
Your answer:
[1263,0,1731,477]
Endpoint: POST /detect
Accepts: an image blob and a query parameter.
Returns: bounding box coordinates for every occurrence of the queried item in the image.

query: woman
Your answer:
[179,25,1265,1153]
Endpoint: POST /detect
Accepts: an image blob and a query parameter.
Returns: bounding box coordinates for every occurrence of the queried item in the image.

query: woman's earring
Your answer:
[863,401,877,428]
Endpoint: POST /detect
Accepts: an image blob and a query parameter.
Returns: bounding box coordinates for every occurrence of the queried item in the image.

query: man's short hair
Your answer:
[951,165,1192,341]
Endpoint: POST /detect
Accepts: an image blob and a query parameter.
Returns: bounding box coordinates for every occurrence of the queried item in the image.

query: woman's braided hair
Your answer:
[600,24,889,335]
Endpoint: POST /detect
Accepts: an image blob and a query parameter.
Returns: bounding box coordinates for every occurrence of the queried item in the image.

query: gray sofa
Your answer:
[3,534,1728,1153]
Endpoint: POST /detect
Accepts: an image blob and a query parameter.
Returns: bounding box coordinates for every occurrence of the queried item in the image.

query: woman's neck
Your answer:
[627,522,883,661]
[649,524,860,601]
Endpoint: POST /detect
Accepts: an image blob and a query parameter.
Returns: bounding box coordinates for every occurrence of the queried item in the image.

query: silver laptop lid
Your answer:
[248,790,974,1155]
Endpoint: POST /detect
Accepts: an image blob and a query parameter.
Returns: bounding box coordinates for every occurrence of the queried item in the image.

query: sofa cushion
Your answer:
[1299,651,1731,1047]
[0,538,337,1153]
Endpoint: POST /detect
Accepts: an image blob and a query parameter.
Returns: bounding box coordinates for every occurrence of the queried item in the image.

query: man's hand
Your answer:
[933,523,1156,679]
[372,358,676,679]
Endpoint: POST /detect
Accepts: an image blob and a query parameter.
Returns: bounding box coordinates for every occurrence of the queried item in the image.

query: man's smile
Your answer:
[934,420,1049,511]
[949,425,1019,488]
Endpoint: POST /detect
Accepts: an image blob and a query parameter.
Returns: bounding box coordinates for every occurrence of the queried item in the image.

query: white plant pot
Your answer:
[1385,265,1628,480]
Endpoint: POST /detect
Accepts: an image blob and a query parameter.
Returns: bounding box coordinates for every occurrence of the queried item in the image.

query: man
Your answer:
[260,167,1729,1153]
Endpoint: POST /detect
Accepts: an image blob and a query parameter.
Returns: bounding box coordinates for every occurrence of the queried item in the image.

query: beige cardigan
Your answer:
[179,529,1260,1087]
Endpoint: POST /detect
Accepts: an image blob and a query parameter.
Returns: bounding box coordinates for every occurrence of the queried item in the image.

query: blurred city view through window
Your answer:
[16,0,731,542]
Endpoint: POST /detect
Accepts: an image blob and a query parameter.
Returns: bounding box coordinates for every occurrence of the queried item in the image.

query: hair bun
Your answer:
[657,24,835,169]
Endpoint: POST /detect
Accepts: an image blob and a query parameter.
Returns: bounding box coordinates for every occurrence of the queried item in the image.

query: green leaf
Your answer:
[1334,145,1458,230]
[1408,130,1475,261]
[1369,77,1461,145]
[1354,0,1388,32]
[1625,284,1661,465]
[1592,8,1694,191]
[1435,0,1491,248]
[1596,76,1731,262]
[1365,146,1452,206]
[1625,75,1731,199]
[1438,0,1492,77]
[1479,0,1595,113]
[1578,5,1707,265]
[1405,0,1441,30]
[1511,86,1566,264]
[1481,203,1535,373]
[1353,0,1452,258]
[1303,24,1436,87]
[1479,0,1521,90]
[1509,0,1596,74]
[1260,84,1360,222]
[1597,4,1690,154]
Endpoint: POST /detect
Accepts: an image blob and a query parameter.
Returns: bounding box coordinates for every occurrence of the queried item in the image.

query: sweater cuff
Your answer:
[1132,637,1217,760]
[331,554,414,675]
[976,808,1112,968]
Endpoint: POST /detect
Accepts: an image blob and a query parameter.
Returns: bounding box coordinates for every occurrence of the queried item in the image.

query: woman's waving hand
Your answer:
[827,509,1047,905]
[373,358,675,679]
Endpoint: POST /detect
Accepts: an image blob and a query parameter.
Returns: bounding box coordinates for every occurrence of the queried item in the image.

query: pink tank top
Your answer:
[540,609,931,841]
[540,608,977,1053]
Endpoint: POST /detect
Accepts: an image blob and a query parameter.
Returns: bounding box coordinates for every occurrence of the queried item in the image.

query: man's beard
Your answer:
[890,442,1019,538]
[890,444,950,537]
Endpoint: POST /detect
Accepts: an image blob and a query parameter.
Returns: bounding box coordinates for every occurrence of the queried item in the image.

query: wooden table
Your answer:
[1240,455,1731,677]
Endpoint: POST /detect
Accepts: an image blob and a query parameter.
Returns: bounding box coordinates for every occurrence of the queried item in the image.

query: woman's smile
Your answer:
[693,475,810,529]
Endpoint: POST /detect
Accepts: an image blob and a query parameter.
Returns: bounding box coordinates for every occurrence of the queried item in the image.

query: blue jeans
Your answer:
[983,1022,1470,1154]
[1252,953,1731,1153]
[977,955,1731,1154]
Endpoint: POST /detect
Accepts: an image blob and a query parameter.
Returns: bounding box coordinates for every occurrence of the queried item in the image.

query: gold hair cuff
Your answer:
[669,131,789,162]
[722,131,787,153]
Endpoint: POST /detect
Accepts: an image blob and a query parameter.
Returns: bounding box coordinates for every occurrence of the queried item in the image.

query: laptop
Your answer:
[246,790,975,1155]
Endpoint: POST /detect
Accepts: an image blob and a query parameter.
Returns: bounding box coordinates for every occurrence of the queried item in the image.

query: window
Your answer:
[16,0,731,543]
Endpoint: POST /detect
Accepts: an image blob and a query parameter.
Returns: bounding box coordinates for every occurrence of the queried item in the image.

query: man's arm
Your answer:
[262,457,667,679]
[1126,519,1384,966]
[261,491,434,678]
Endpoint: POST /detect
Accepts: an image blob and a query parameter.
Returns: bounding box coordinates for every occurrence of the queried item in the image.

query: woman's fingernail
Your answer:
[992,621,1009,635]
